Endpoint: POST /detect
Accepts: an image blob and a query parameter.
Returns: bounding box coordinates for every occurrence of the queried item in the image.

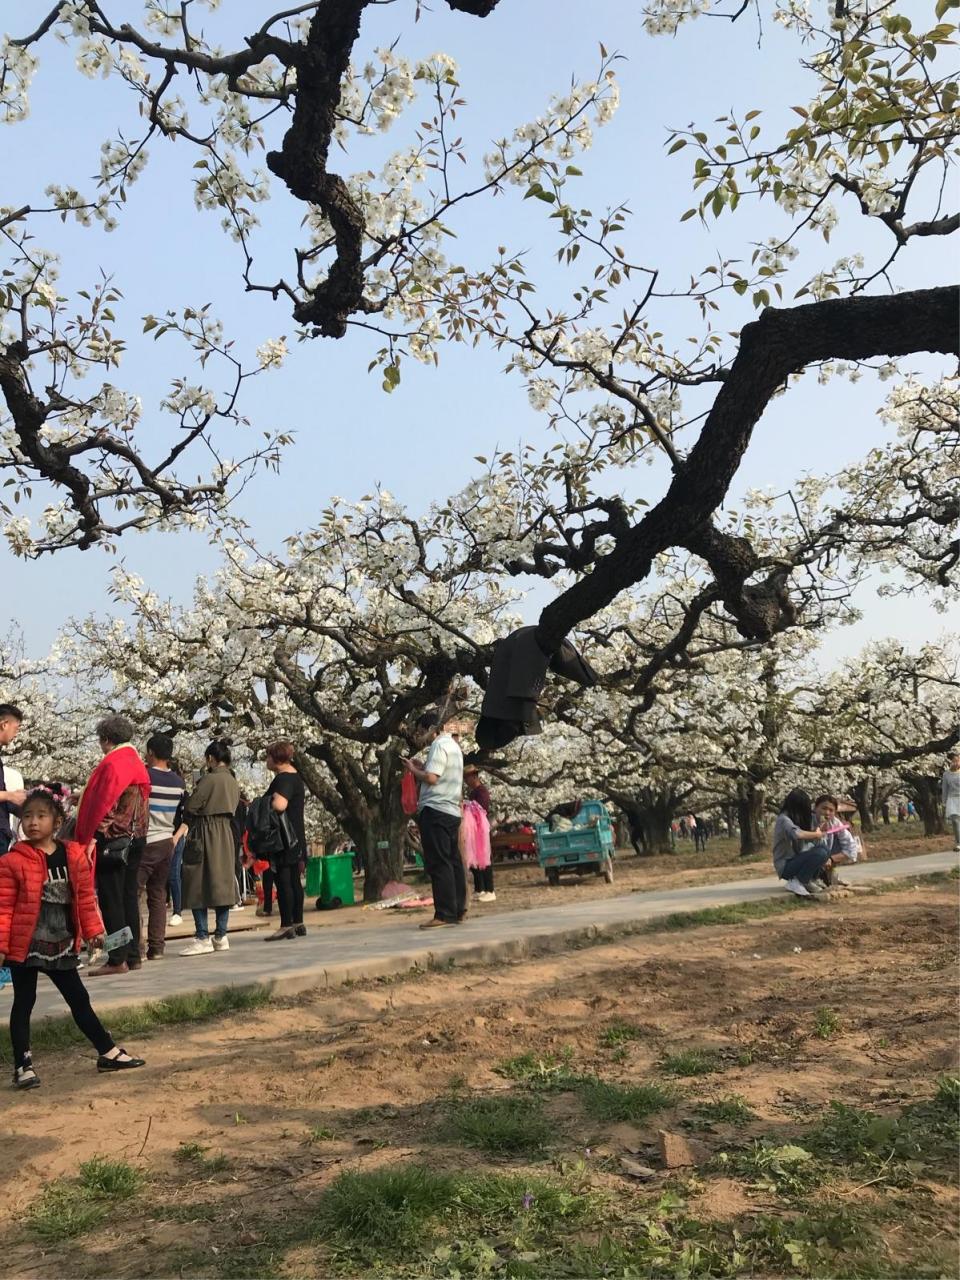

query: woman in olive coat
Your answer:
[180,741,241,956]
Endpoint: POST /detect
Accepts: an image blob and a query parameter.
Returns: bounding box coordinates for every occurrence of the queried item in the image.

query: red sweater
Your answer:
[75,745,150,847]
[0,840,104,964]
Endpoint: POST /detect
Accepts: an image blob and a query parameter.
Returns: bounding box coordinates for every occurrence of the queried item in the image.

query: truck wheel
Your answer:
[546,868,560,886]
[602,859,614,884]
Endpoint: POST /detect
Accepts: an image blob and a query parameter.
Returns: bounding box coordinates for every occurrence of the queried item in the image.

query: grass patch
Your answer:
[175,1141,231,1173]
[28,1157,141,1243]
[652,897,809,932]
[494,1048,576,1089]
[690,1094,757,1125]
[716,1141,823,1197]
[2,985,272,1059]
[661,1048,722,1077]
[806,1092,960,1177]
[813,1007,841,1039]
[578,1078,678,1124]
[439,1094,552,1155]
[599,1020,646,1048]
[306,1124,335,1143]
[312,1163,592,1266]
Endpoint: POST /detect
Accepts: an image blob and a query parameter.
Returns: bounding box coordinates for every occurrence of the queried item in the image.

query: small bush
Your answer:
[440,1095,552,1155]
[77,1156,141,1199]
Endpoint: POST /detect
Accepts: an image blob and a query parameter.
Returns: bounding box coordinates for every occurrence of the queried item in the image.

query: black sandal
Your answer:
[97,1049,145,1072]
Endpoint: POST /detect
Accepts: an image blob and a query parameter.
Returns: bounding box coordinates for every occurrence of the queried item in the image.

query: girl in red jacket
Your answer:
[0,787,146,1089]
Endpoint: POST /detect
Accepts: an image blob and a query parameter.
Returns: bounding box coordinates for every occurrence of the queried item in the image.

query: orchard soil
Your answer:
[0,872,956,1279]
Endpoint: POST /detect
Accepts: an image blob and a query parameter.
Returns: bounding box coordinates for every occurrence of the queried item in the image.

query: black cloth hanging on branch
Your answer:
[476,626,598,749]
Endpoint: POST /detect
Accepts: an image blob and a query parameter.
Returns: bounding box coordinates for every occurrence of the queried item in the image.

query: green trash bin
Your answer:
[304,855,324,898]
[319,852,356,909]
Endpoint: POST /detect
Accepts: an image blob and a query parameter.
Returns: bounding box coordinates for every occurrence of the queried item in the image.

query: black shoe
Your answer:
[97,1048,145,1072]
[294,924,307,937]
[264,927,296,941]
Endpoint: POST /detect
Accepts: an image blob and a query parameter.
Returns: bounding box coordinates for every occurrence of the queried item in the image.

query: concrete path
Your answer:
[6,849,955,1023]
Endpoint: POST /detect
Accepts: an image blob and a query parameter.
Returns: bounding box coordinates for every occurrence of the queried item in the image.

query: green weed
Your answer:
[691,1094,757,1125]
[174,1141,231,1173]
[440,1094,552,1155]
[813,1007,841,1039]
[306,1124,335,1143]
[716,1141,823,1197]
[27,1157,141,1243]
[599,1021,646,1048]
[577,1078,677,1123]
[494,1048,576,1090]
[661,1048,722,1077]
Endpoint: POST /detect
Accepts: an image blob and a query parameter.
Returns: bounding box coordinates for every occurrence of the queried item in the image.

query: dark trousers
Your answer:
[782,846,831,883]
[261,868,275,915]
[274,862,304,927]
[471,866,494,893]
[138,839,173,953]
[168,837,183,914]
[694,831,708,852]
[95,838,144,966]
[419,807,465,923]
[9,964,113,1068]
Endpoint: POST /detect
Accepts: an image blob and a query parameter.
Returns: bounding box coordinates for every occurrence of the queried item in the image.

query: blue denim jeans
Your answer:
[168,837,184,915]
[193,906,230,940]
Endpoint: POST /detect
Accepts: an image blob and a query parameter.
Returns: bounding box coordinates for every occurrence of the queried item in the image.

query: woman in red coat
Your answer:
[0,787,146,1089]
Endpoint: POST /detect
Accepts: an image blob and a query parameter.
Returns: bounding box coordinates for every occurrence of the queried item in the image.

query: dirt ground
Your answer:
[0,875,956,1279]
[293,823,947,932]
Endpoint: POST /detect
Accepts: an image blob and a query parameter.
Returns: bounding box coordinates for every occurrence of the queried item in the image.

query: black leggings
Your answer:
[471,866,494,893]
[274,862,304,926]
[9,965,114,1068]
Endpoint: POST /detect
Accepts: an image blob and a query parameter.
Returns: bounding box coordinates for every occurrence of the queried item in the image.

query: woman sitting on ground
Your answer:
[773,788,834,898]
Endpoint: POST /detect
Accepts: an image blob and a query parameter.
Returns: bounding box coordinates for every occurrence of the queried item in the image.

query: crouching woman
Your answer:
[773,788,833,898]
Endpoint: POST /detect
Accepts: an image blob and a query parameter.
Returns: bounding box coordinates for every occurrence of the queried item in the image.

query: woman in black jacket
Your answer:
[263,741,307,941]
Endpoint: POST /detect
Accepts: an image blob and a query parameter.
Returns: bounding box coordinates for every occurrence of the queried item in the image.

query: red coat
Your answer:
[0,840,104,964]
[75,745,150,847]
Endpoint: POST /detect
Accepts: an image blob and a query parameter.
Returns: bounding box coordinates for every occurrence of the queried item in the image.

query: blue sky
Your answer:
[2,0,955,660]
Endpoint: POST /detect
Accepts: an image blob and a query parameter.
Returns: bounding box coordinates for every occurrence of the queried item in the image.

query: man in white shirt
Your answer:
[403,712,464,929]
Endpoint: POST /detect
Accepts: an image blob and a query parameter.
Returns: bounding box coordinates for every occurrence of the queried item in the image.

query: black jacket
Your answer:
[476,626,598,749]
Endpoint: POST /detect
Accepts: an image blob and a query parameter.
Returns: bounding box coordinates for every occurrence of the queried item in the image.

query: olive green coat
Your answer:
[181,768,241,911]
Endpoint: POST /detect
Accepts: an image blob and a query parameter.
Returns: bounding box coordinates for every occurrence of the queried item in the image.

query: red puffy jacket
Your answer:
[0,840,104,964]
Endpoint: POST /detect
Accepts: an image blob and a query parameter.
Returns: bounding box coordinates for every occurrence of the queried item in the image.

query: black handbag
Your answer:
[98,835,133,865]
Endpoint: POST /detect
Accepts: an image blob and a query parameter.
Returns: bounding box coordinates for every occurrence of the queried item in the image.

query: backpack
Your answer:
[244,795,286,858]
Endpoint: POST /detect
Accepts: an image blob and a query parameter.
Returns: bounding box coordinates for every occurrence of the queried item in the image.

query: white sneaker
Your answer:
[232,903,245,911]
[785,878,811,897]
[180,938,214,956]
[169,914,183,927]
[954,845,960,853]
[212,935,230,951]
[833,875,851,887]
[807,881,826,894]
[482,891,497,902]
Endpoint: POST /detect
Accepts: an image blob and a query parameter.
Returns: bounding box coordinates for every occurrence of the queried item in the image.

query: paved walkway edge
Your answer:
[29,852,956,1024]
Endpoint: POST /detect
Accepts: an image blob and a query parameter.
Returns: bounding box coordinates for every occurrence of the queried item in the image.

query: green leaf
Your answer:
[680,208,697,222]
[733,279,749,296]
[667,138,687,154]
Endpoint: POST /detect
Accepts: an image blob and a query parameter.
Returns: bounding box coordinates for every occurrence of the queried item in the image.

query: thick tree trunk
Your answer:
[850,777,875,833]
[903,773,945,837]
[344,812,409,902]
[737,783,765,857]
[638,801,674,855]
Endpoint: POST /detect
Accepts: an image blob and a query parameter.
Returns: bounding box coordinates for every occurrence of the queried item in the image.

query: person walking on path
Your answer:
[403,713,464,929]
[464,764,495,901]
[180,741,241,956]
[942,752,960,853]
[0,787,145,1089]
[263,741,307,941]
[0,704,26,855]
[772,788,835,897]
[139,734,186,960]
[75,715,150,977]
